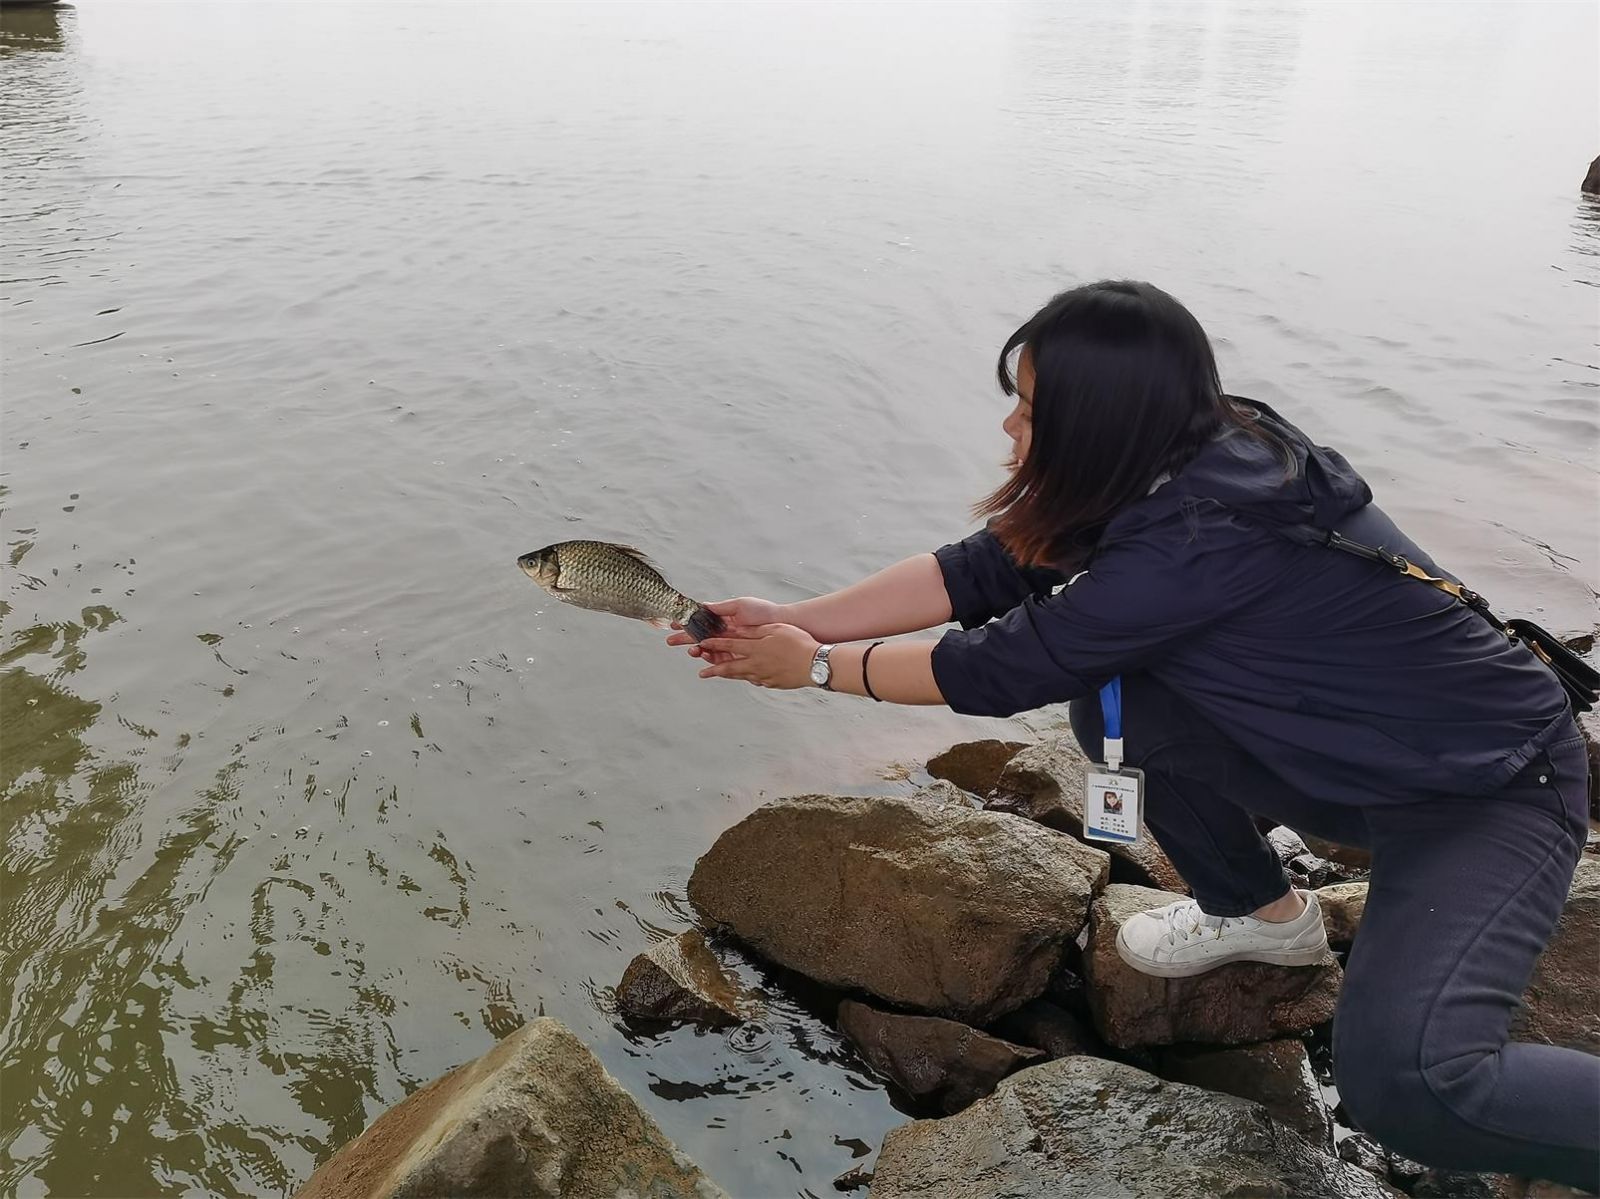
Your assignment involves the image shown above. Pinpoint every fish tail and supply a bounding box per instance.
[684,604,724,642]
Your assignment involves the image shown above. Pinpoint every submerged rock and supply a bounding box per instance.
[989,737,1190,893]
[688,793,1108,1024]
[837,999,1043,1114]
[1317,880,1369,945]
[1513,856,1600,1054]
[616,929,754,1028]
[1083,884,1342,1047]
[866,1055,1393,1199]
[925,738,1028,797]
[1584,154,1600,195]
[1157,1038,1332,1148]
[294,1017,726,1199]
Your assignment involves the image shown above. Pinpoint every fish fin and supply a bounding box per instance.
[646,617,674,630]
[611,544,660,569]
[684,606,725,642]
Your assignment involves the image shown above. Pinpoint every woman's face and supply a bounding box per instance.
[1003,349,1035,471]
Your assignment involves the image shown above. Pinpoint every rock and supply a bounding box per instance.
[1339,1132,1390,1180]
[1270,827,1347,887]
[833,1164,873,1192]
[294,1017,726,1199]
[988,998,1102,1059]
[925,738,1028,797]
[907,778,981,808]
[1083,884,1343,1047]
[1268,826,1310,861]
[688,793,1109,1024]
[990,736,1189,893]
[837,998,1043,1114]
[1302,831,1374,874]
[1411,1169,1523,1198]
[616,929,753,1028]
[866,1055,1395,1199]
[1157,1039,1332,1148]
[1584,154,1600,195]
[1318,880,1369,944]
[1512,856,1600,1053]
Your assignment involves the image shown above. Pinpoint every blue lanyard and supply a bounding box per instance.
[1099,676,1122,740]
[1099,676,1125,769]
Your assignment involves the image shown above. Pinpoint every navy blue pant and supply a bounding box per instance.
[1070,675,1599,1189]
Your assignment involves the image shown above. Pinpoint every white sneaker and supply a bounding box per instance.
[1115,891,1328,978]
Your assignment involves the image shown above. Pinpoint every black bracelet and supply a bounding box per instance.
[861,641,885,702]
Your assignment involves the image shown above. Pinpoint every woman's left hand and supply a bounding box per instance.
[692,624,819,689]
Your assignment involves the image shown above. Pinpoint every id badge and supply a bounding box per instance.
[1084,767,1143,843]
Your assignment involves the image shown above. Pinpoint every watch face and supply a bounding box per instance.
[810,660,828,686]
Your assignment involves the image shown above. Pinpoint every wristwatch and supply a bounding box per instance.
[810,643,836,690]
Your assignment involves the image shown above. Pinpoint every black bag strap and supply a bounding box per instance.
[1321,531,1507,633]
[1318,529,1597,713]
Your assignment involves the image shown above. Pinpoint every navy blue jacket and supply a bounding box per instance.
[930,403,1571,805]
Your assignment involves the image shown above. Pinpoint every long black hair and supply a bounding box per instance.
[977,280,1286,568]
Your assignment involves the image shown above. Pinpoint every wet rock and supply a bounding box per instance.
[688,793,1108,1024]
[925,738,1027,797]
[1512,856,1600,1053]
[1410,1169,1523,1198]
[988,998,1102,1060]
[1157,1038,1332,1148]
[294,1017,726,1199]
[907,778,981,808]
[1083,884,1343,1047]
[1318,880,1369,945]
[616,929,753,1028]
[833,1164,873,1192]
[1584,154,1600,195]
[1339,1132,1390,1180]
[867,1055,1394,1199]
[990,736,1190,893]
[837,998,1043,1114]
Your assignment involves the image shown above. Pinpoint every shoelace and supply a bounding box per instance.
[1160,900,1246,946]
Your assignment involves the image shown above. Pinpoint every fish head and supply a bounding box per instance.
[516,546,562,590]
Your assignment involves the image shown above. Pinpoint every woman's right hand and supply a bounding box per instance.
[667,597,793,662]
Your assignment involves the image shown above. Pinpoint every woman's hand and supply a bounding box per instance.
[691,624,819,689]
[667,597,792,664]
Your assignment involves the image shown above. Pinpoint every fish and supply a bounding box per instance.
[516,540,725,641]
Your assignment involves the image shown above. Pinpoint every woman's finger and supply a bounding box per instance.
[696,636,758,654]
[666,632,696,647]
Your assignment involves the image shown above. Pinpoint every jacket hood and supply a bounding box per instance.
[1110,399,1373,542]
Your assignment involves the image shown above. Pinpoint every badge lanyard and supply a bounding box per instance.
[1085,676,1143,844]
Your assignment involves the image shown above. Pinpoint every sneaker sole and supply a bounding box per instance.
[1114,928,1328,978]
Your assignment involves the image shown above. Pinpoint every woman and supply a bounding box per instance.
[668,281,1597,1188]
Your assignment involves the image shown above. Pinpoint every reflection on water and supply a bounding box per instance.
[2,1,1596,1195]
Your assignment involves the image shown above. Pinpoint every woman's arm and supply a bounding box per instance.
[691,624,947,705]
[785,553,953,643]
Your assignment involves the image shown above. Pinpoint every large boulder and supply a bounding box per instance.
[1083,884,1342,1047]
[1513,856,1600,1053]
[925,739,1028,797]
[616,930,754,1028]
[1157,1039,1332,1148]
[837,999,1043,1114]
[990,737,1190,893]
[866,1055,1395,1199]
[688,794,1109,1024]
[294,1017,726,1199]
[1317,880,1369,945]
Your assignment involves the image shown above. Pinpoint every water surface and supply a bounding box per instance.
[3,2,1597,1195]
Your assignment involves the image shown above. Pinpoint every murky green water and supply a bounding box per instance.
[3,2,1596,1196]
